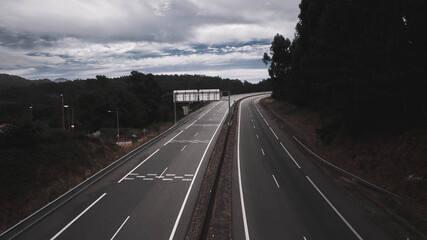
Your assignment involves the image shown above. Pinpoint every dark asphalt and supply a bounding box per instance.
[233,95,393,240]
[4,93,255,240]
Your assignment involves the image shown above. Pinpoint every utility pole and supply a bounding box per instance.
[108,108,120,142]
[61,94,65,131]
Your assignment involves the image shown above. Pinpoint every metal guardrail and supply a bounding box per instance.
[292,136,401,199]
[0,105,208,240]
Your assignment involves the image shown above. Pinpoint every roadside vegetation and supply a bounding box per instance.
[262,0,426,236]
[0,72,270,232]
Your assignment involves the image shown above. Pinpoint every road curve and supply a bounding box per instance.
[233,95,393,240]
[3,93,257,240]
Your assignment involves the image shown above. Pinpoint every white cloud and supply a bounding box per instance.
[0,0,300,82]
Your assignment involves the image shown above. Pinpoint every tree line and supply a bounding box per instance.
[0,72,270,134]
[263,0,426,135]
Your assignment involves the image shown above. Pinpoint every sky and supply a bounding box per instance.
[0,0,300,83]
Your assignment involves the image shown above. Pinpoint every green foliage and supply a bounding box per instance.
[264,0,427,134]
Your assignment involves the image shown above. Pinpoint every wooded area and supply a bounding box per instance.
[263,0,426,135]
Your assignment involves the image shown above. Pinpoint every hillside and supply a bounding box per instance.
[0,74,51,89]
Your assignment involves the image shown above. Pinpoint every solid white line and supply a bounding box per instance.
[186,120,197,129]
[118,149,160,183]
[110,216,130,240]
[164,130,184,146]
[168,104,229,240]
[269,127,278,140]
[255,104,264,118]
[272,174,280,188]
[50,193,107,239]
[306,176,363,240]
[238,98,250,240]
[160,167,168,177]
[181,145,187,151]
[263,117,269,126]
[280,142,301,169]
[261,148,265,156]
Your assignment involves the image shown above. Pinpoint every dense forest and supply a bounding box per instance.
[263,0,426,135]
[0,72,270,133]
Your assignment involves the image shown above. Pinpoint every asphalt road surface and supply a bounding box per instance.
[4,93,254,240]
[233,95,394,240]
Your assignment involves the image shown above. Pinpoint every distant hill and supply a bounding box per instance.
[0,74,51,89]
[54,78,69,83]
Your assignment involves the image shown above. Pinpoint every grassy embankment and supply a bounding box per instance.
[0,122,172,233]
[261,97,426,236]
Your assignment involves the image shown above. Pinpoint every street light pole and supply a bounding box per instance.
[61,94,65,131]
[108,108,120,142]
[64,105,70,133]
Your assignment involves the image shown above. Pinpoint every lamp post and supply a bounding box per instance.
[108,108,120,142]
[61,94,65,131]
[64,105,70,133]
[29,104,33,122]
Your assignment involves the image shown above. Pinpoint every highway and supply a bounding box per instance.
[233,95,394,240]
[3,93,251,240]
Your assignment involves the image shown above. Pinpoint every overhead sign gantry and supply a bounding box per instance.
[172,89,222,123]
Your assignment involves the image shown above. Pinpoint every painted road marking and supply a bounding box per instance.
[181,145,187,151]
[160,167,168,178]
[238,98,250,240]
[272,174,280,188]
[186,120,198,129]
[163,178,173,181]
[194,132,198,137]
[256,134,259,139]
[166,174,175,176]
[164,130,184,146]
[306,176,363,240]
[280,142,301,169]
[143,178,154,181]
[174,176,184,179]
[261,148,265,156]
[182,179,192,182]
[269,127,278,140]
[118,149,160,183]
[50,193,107,240]
[184,174,194,177]
[253,125,255,129]
[110,216,130,240]
[169,102,229,240]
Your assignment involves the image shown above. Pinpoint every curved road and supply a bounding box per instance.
[233,95,393,240]
[2,93,255,240]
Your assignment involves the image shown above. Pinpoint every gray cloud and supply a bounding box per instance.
[0,0,300,82]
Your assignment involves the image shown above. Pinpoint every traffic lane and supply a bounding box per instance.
[11,101,220,240]
[239,98,302,239]
[237,96,360,240]
[254,98,393,240]
[249,98,361,239]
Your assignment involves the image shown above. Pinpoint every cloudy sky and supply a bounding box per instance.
[0,0,300,83]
